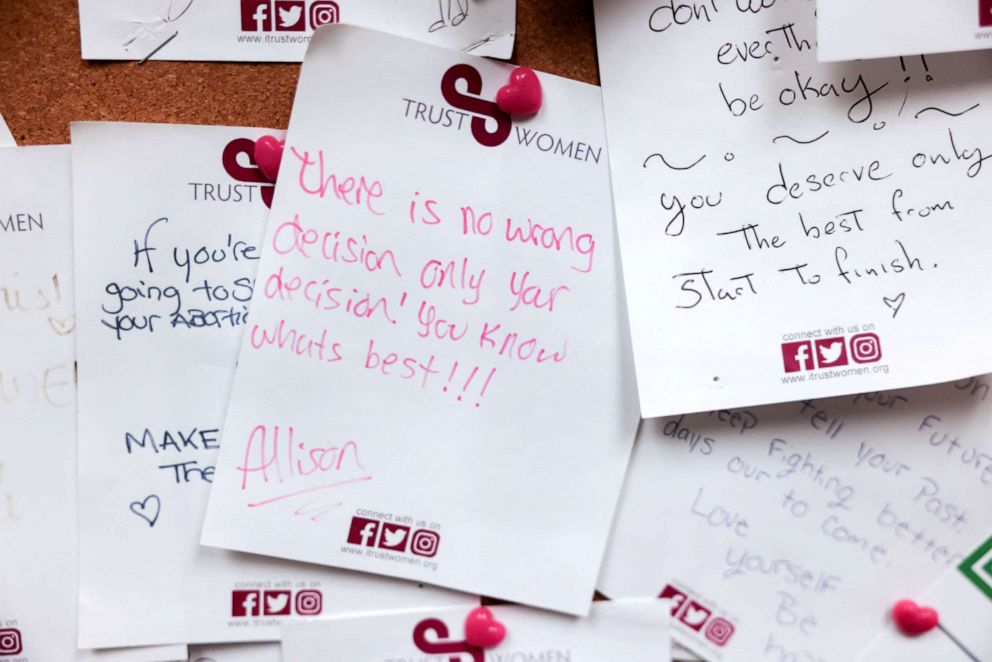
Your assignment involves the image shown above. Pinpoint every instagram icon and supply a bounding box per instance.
[295,590,323,616]
[850,333,882,363]
[309,0,340,27]
[410,529,441,557]
[0,628,22,656]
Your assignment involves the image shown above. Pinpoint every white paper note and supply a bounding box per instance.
[71,122,474,650]
[599,378,992,661]
[594,0,992,417]
[0,145,188,662]
[78,0,515,61]
[200,25,639,615]
[281,600,672,661]
[0,115,14,146]
[818,0,992,62]
[188,643,281,662]
[856,532,992,661]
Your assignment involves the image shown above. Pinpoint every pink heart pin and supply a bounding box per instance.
[891,599,939,636]
[496,67,542,117]
[254,135,285,183]
[464,607,506,649]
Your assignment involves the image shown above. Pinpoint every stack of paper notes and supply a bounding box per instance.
[4,1,992,659]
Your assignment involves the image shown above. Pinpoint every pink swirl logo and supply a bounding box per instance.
[412,618,484,662]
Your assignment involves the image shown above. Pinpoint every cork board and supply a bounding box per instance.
[0,0,600,146]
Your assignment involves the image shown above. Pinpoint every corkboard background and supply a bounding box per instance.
[0,0,599,146]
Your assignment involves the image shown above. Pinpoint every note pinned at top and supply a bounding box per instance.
[200,25,639,615]
[818,0,992,62]
[78,0,516,61]
[856,534,992,661]
[595,0,992,418]
[70,122,473,650]
[598,378,992,661]
[280,600,672,661]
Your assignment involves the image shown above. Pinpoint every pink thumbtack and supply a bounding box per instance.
[496,67,542,117]
[891,599,939,636]
[464,606,507,649]
[253,135,285,183]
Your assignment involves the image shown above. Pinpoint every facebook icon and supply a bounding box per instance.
[231,590,261,617]
[781,340,814,373]
[346,516,381,547]
[241,0,273,31]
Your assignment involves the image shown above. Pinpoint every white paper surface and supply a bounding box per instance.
[0,146,188,662]
[818,0,992,61]
[188,643,281,662]
[71,122,474,650]
[0,115,14,146]
[857,532,992,661]
[201,25,639,616]
[78,0,515,61]
[281,600,672,661]
[594,0,992,418]
[599,378,992,661]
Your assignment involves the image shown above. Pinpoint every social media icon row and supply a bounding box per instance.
[347,516,441,558]
[240,0,340,32]
[781,332,882,373]
[659,584,735,647]
[231,589,323,617]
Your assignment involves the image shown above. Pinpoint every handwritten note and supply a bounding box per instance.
[594,0,992,417]
[200,25,638,615]
[71,122,473,650]
[0,145,189,662]
[281,600,672,661]
[598,378,992,660]
[818,0,992,61]
[78,0,516,61]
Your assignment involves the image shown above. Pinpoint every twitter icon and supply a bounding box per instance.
[377,524,411,551]
[814,337,848,368]
[275,0,306,30]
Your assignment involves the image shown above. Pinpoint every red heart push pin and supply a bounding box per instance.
[892,599,939,636]
[254,135,285,183]
[496,67,542,117]
[464,606,506,649]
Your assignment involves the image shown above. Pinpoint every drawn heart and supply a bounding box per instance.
[47,314,75,336]
[253,135,285,183]
[464,607,506,649]
[891,599,938,635]
[496,67,542,117]
[883,292,906,318]
[129,495,161,528]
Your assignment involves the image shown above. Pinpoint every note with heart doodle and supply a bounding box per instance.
[129,495,161,527]
[71,121,473,651]
[883,293,906,318]
[595,0,992,418]
[47,314,76,336]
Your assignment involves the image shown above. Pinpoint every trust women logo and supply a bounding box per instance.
[440,64,513,148]
[412,617,484,661]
